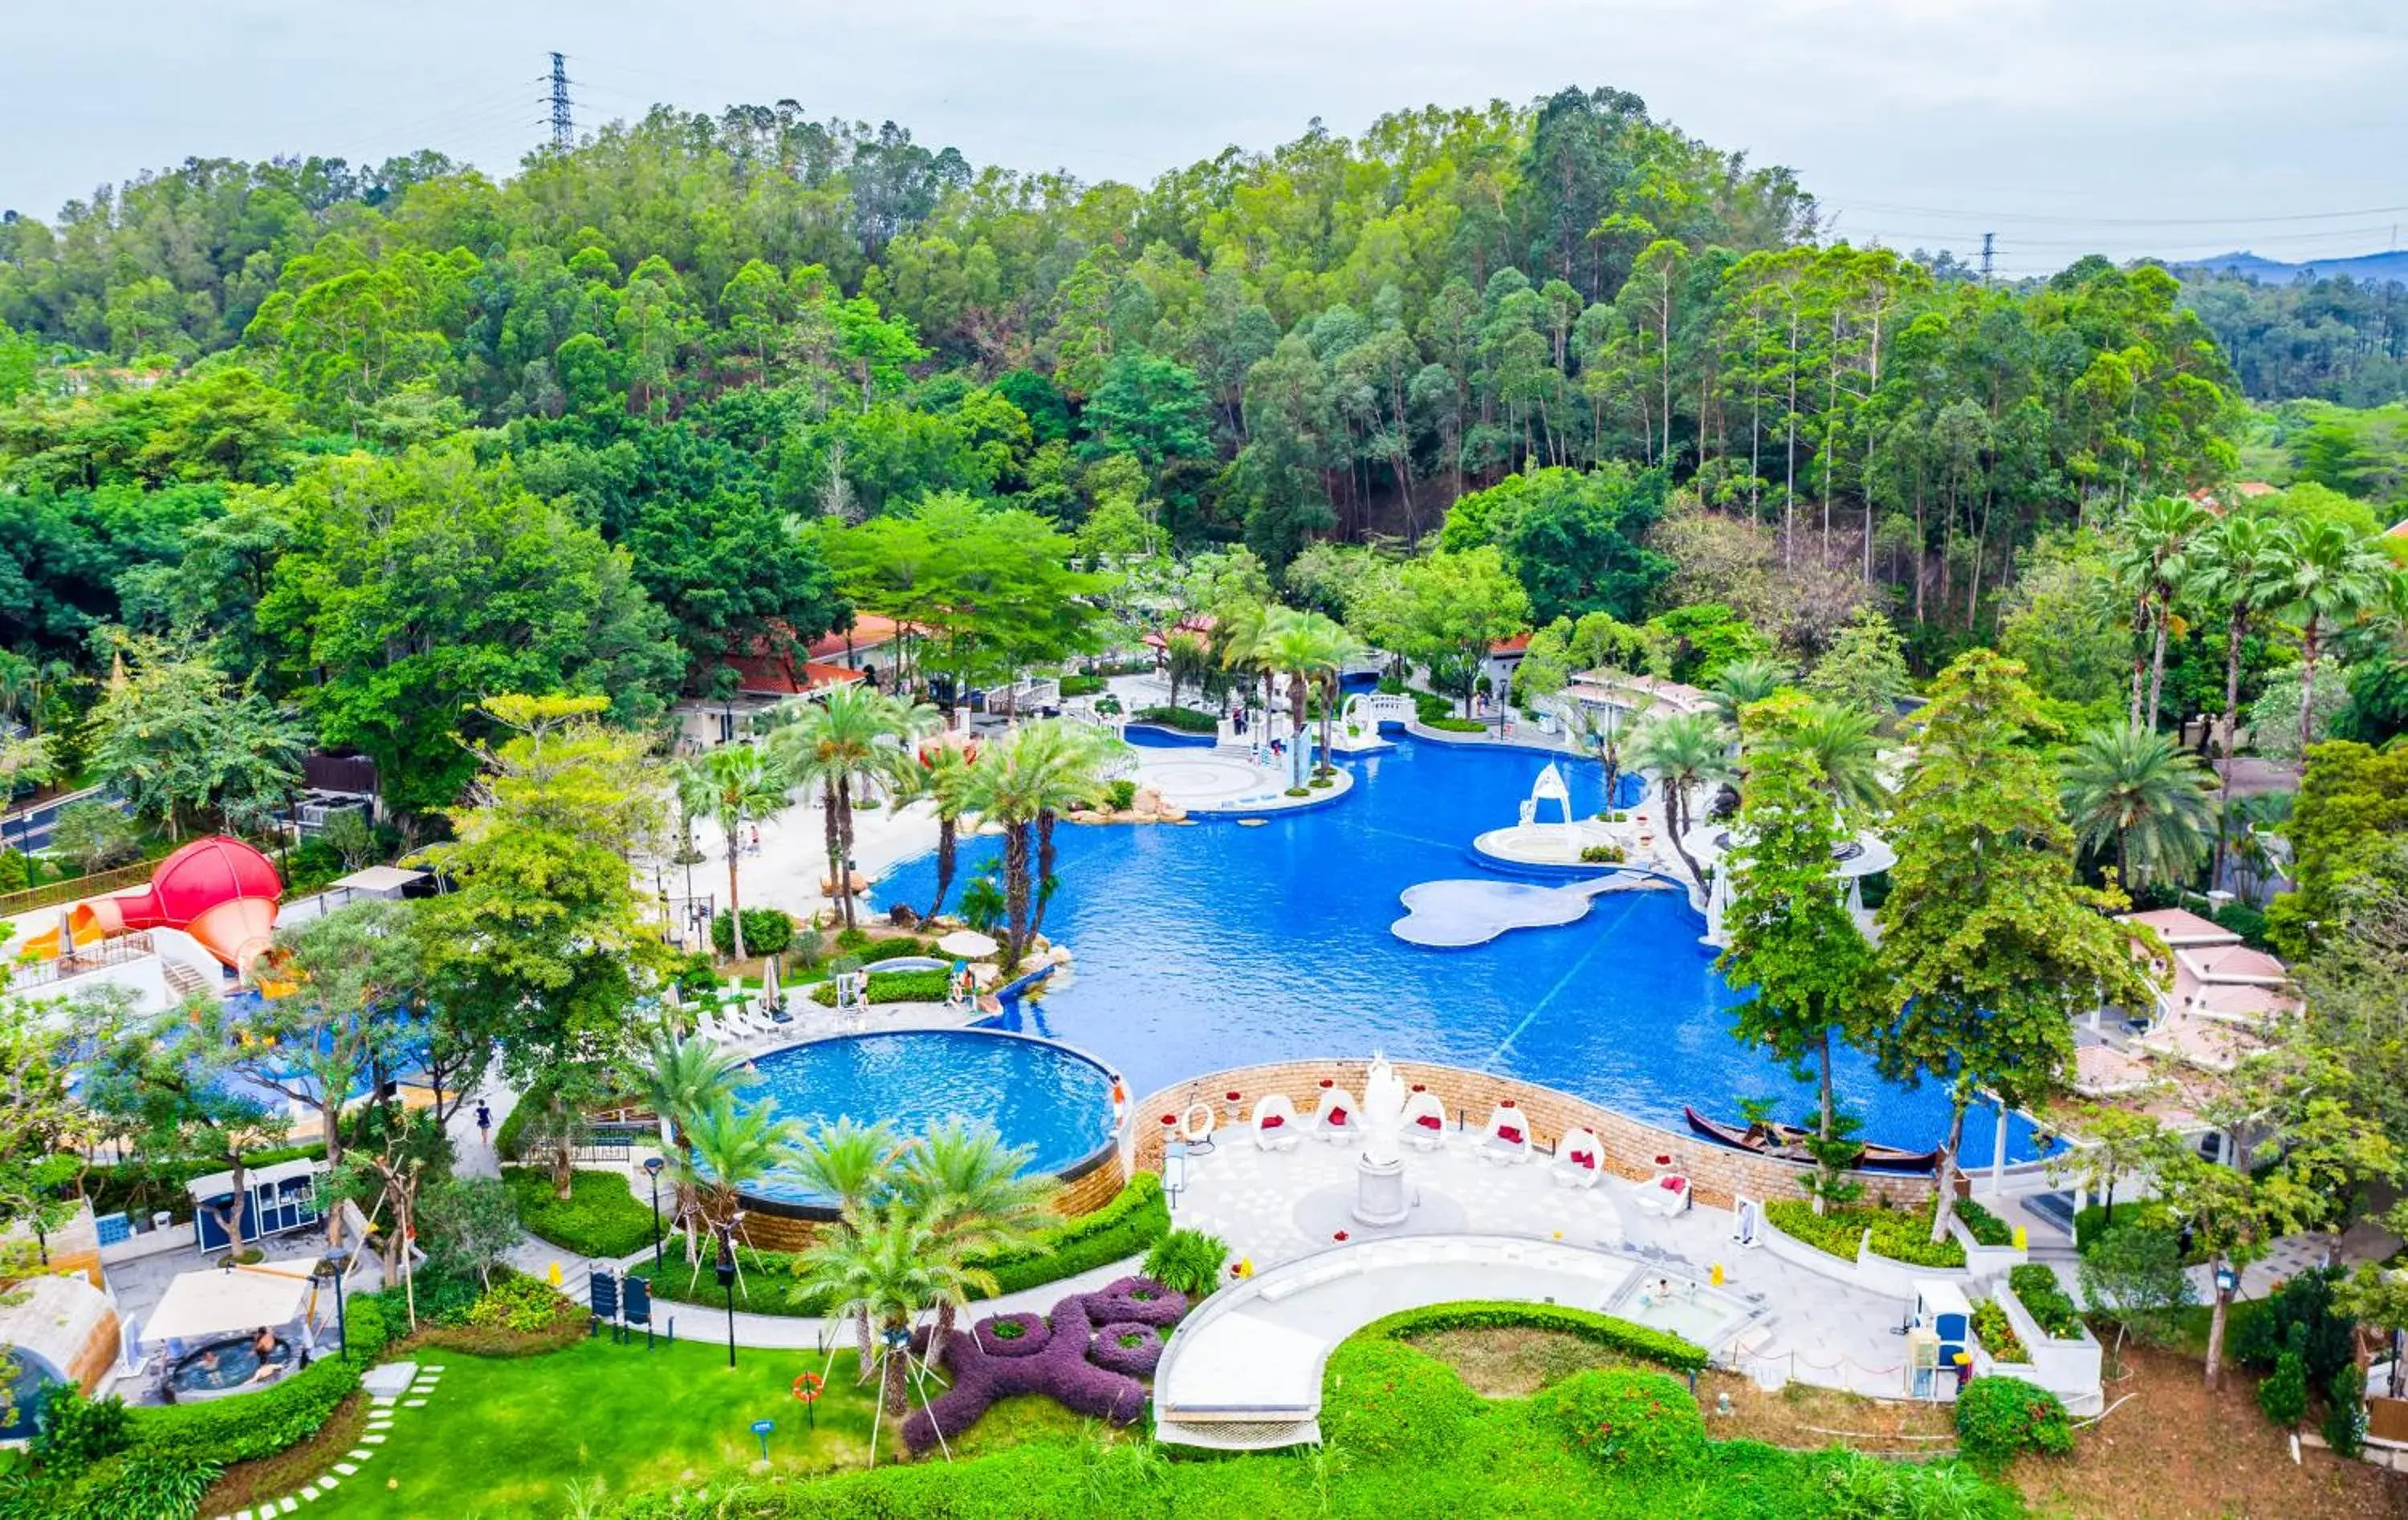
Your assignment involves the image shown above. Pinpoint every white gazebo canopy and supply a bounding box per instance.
[1684,823,1898,949]
[140,1258,319,1352]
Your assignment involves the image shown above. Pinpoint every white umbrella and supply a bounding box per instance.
[937,929,999,958]
[759,957,780,1014]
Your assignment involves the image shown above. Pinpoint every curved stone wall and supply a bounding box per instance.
[1130,1059,1934,1212]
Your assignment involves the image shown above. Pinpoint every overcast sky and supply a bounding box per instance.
[8,0,2405,274]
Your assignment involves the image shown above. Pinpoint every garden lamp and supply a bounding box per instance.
[642,1156,666,1270]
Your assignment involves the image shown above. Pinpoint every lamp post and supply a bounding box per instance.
[319,1247,355,1356]
[643,1156,666,1270]
[714,1223,738,1369]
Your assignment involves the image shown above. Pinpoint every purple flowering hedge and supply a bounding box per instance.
[901,1275,1190,1453]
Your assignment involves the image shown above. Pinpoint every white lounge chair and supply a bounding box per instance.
[1632,1173,1693,1217]
[1478,1103,1532,1164]
[1401,1090,1448,1151]
[1550,1126,1605,1189]
[1310,1086,1358,1144]
[1252,1093,1303,1152]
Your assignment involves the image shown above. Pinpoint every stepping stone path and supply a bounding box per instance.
[213,1364,444,1520]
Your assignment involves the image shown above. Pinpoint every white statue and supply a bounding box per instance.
[1361,1051,1406,1166]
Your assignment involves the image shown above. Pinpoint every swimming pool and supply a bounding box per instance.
[731,1030,1120,1212]
[879,736,2051,1163]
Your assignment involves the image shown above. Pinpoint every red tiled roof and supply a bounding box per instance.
[1490,632,1532,656]
[804,614,907,661]
[1141,615,1217,652]
[710,633,868,697]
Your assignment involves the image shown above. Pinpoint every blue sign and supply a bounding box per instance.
[750,1418,775,1461]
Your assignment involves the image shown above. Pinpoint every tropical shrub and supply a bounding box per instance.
[500,1166,656,1259]
[1059,673,1105,697]
[2234,1266,2355,1387]
[1971,1299,2028,1364]
[1952,1375,2072,1468]
[1104,778,1137,810]
[1424,716,1489,733]
[466,1273,575,1333]
[1579,843,1628,864]
[1545,1368,1707,1470]
[1141,1228,1229,1299]
[2072,1199,2182,1254]
[29,1388,128,1468]
[2258,1342,2308,1429]
[711,907,795,957]
[2007,1265,2084,1339]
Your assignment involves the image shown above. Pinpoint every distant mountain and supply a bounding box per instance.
[2174,249,2408,287]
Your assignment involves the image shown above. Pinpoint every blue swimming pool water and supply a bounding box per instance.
[879,736,2051,1163]
[734,1030,1118,1207]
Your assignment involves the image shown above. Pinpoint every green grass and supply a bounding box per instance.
[312,1338,889,1519]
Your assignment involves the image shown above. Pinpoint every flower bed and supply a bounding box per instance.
[1764,1199,1967,1270]
[974,1312,1051,1358]
[901,1276,1191,1452]
[1955,1197,2013,1248]
[1971,1299,2028,1364]
[2007,1265,2084,1339]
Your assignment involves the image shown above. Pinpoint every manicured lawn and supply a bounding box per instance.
[315,1338,893,1519]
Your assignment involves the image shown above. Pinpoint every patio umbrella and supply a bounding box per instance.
[937,929,999,958]
[759,957,779,1014]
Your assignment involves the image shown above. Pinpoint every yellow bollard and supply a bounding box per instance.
[547,1261,562,1287]
[2011,1225,2028,1251]
[1710,1262,1725,1287]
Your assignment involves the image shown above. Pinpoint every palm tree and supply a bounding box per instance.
[1253,607,1354,785]
[674,745,790,961]
[767,685,940,929]
[677,1094,799,1236]
[633,1032,747,1257]
[2189,510,2288,887]
[961,720,1127,963]
[2060,721,2215,889]
[1213,598,1279,721]
[1162,631,1210,713]
[788,1117,898,1225]
[795,1201,947,1416]
[1707,656,1789,725]
[893,740,978,923]
[2109,494,2208,730]
[894,1121,1057,1352]
[1770,699,1889,817]
[2268,519,2393,758]
[1625,710,1736,884]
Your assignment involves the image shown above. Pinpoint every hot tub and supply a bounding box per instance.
[166,1335,296,1401]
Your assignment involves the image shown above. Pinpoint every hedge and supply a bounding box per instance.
[124,1293,388,1466]
[1765,1199,1967,1269]
[2007,1265,2085,1339]
[1131,705,1218,734]
[807,968,950,1006]
[633,1171,1172,1316]
[1422,716,1488,733]
[712,907,795,957]
[501,1165,657,1260]
[1364,1300,1710,1372]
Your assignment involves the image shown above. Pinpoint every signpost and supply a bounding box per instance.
[750,1418,774,1461]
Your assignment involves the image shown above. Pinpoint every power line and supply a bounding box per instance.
[1844,199,2408,230]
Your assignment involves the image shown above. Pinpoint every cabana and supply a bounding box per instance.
[1251,1093,1302,1152]
[0,1274,118,1439]
[1401,1090,1448,1151]
[1551,1127,1605,1189]
[140,1257,321,1378]
[1632,1172,1692,1217]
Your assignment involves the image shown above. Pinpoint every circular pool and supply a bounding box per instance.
[732,1030,1121,1217]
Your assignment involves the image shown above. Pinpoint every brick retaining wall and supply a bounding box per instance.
[1132,1059,1934,1212]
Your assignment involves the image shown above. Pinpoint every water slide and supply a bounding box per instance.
[18,835,283,977]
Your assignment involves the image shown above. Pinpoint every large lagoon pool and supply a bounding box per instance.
[879,736,2050,1163]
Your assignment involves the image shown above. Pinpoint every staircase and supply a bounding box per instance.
[161,961,214,1000]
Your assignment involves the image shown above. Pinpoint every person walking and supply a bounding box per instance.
[475,1101,493,1148]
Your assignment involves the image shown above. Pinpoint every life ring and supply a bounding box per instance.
[791,1372,824,1403]
[1181,1101,1216,1144]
